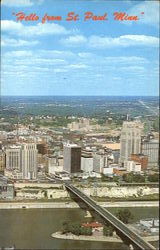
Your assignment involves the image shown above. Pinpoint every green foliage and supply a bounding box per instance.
[148,174,159,182]
[62,222,92,236]
[62,222,69,234]
[97,118,106,125]
[80,226,92,236]
[103,225,114,236]
[112,176,120,182]
[101,174,114,182]
[34,117,72,127]
[123,173,145,183]
[115,208,133,224]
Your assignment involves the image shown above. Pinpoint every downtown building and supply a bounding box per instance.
[93,153,108,173]
[0,149,5,172]
[5,146,21,171]
[141,139,159,168]
[5,143,38,180]
[21,143,38,179]
[63,143,81,174]
[120,121,142,163]
[81,154,93,173]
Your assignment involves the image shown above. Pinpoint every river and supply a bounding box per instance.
[0,207,158,249]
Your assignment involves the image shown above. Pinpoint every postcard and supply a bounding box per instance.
[0,0,159,250]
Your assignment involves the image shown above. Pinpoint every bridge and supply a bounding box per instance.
[65,183,156,250]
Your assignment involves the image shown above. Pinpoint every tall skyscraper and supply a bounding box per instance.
[141,139,159,168]
[63,143,81,173]
[120,121,142,163]
[21,143,37,179]
[5,146,21,171]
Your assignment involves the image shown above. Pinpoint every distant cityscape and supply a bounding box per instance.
[0,96,159,196]
[0,96,159,249]
[1,0,159,248]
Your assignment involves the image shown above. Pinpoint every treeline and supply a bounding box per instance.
[62,222,92,236]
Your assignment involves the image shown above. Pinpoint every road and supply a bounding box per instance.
[138,100,158,116]
[0,200,158,209]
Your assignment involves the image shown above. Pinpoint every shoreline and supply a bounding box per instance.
[0,201,158,209]
[51,231,159,243]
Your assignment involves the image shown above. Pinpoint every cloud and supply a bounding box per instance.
[2,0,43,7]
[67,64,89,69]
[1,20,70,36]
[61,35,87,46]
[5,50,33,57]
[78,52,94,58]
[1,49,155,80]
[103,56,148,65]
[61,34,159,48]
[53,68,68,73]
[119,66,145,73]
[1,37,39,47]
[127,1,159,26]
[89,35,159,48]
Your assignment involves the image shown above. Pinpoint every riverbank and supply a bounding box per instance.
[51,231,159,243]
[0,201,158,209]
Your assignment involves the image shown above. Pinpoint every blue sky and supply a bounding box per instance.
[1,0,159,96]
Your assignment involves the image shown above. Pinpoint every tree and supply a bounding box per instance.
[123,173,134,183]
[103,225,114,236]
[62,222,92,236]
[80,226,92,236]
[62,222,69,234]
[115,208,133,224]
[148,174,159,182]
[112,176,120,182]
[123,173,145,183]
[133,174,145,183]
[69,222,81,236]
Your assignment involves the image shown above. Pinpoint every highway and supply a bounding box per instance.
[65,183,156,250]
[138,100,158,116]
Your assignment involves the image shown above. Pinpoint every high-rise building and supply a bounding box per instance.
[120,121,142,163]
[63,143,81,173]
[0,150,5,172]
[141,139,159,168]
[5,146,21,171]
[21,143,37,179]
[93,153,107,173]
[81,155,93,173]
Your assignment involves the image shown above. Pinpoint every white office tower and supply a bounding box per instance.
[81,155,93,173]
[5,146,21,170]
[120,121,142,163]
[21,143,37,179]
[63,143,81,173]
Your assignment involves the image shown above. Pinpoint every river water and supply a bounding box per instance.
[0,207,158,249]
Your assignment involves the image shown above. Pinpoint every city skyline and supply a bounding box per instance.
[0,1,159,249]
[1,0,159,96]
